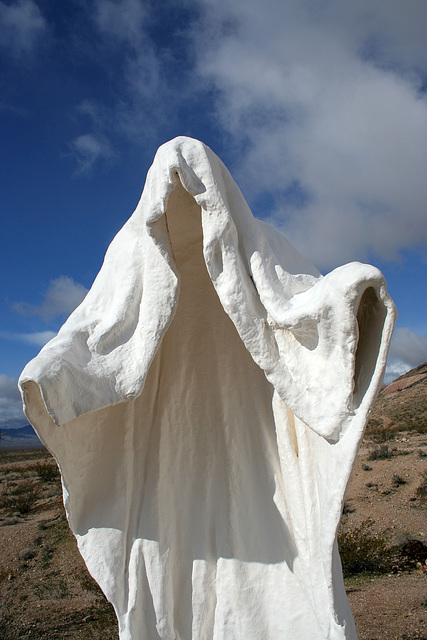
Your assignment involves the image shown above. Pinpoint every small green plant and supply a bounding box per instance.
[0,480,40,514]
[337,519,392,577]
[368,444,393,461]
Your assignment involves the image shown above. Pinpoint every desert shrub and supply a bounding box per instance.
[361,463,372,471]
[368,444,393,461]
[33,575,69,600]
[0,569,10,583]
[365,416,384,431]
[40,544,54,568]
[398,538,427,569]
[88,601,119,635]
[342,500,356,515]
[0,480,40,514]
[339,519,427,577]
[416,471,427,503]
[365,481,377,488]
[34,461,60,483]
[369,427,396,444]
[394,448,413,456]
[392,473,407,486]
[337,519,393,576]
[78,570,105,595]
[409,421,427,435]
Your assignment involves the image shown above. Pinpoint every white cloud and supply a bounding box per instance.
[13,276,88,321]
[0,374,26,428]
[383,360,410,386]
[384,327,427,384]
[388,327,427,368]
[0,374,20,401]
[70,133,114,174]
[318,0,427,78]
[0,0,47,58]
[192,0,427,269]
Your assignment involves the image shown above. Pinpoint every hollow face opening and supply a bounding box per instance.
[162,180,243,376]
[160,179,274,436]
[353,286,387,407]
[141,182,294,562]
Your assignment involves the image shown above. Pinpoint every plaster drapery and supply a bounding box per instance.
[20,137,396,639]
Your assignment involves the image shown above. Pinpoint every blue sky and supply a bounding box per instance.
[1,0,426,428]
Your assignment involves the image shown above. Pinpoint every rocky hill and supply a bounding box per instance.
[366,362,427,437]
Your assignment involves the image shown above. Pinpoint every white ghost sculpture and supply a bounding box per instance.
[19,137,396,640]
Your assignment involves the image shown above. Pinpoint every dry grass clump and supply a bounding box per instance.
[368,443,394,461]
[369,427,396,443]
[34,461,60,483]
[0,480,41,514]
[416,470,427,504]
[392,473,407,487]
[408,421,427,435]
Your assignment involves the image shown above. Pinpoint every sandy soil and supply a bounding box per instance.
[341,430,427,639]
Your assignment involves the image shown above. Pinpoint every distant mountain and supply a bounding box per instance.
[366,362,427,435]
[0,424,44,449]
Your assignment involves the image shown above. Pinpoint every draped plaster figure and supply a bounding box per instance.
[19,137,396,640]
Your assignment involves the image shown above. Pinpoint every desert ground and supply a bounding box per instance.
[1,364,426,639]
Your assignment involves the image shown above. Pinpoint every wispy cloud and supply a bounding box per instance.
[94,0,146,45]
[13,276,88,321]
[0,331,57,347]
[192,0,427,269]
[69,0,188,166]
[0,101,28,116]
[70,133,114,174]
[0,374,26,428]
[0,0,47,59]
